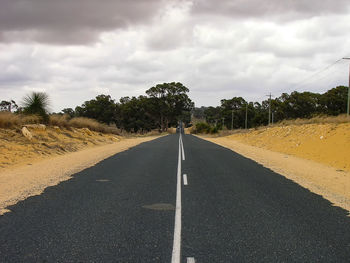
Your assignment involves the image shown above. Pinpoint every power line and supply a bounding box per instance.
[293,58,345,89]
[296,61,347,90]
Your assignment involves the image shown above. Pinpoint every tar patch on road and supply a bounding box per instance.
[142,203,175,211]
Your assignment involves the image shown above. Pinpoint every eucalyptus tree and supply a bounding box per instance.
[146,82,194,131]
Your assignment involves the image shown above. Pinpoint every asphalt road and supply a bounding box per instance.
[0,134,349,262]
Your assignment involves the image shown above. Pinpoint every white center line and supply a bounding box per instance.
[187,257,196,263]
[171,135,183,263]
[180,134,185,161]
[183,174,188,186]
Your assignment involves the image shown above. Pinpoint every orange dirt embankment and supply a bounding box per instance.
[0,126,122,170]
[201,122,350,213]
[227,123,350,172]
[0,126,161,215]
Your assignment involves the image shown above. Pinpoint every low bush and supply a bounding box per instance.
[191,122,216,134]
[209,126,218,134]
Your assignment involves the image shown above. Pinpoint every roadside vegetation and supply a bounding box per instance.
[191,86,349,134]
[21,92,50,123]
[0,111,119,134]
[0,82,193,135]
[68,82,193,133]
[1,84,349,136]
[0,111,40,129]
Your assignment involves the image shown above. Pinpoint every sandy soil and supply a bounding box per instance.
[226,123,350,172]
[201,123,350,213]
[0,127,160,215]
[0,126,123,170]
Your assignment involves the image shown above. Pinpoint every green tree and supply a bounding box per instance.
[118,96,156,133]
[220,97,247,129]
[204,106,221,125]
[22,92,50,122]
[192,107,207,120]
[61,108,75,118]
[320,86,348,115]
[146,82,194,131]
[75,95,117,124]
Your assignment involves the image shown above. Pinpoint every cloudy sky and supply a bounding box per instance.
[1,0,350,112]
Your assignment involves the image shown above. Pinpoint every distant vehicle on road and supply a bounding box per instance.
[176,122,184,134]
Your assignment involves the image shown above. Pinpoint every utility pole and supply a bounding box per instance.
[245,103,248,129]
[272,112,274,125]
[343,58,350,117]
[266,93,273,125]
[231,108,234,130]
[222,117,225,128]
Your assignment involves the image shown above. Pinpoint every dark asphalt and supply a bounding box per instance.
[0,134,349,262]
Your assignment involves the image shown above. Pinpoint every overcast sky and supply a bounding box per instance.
[1,0,350,112]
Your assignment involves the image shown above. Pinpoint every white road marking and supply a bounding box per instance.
[183,174,188,186]
[187,257,196,263]
[171,135,182,263]
[180,134,185,161]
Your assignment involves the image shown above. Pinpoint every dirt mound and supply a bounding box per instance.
[0,126,121,170]
[226,123,350,172]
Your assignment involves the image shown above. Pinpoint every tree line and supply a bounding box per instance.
[193,86,348,130]
[62,82,194,133]
[2,84,348,133]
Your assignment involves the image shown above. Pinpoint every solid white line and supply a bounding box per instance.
[183,174,188,186]
[180,134,185,161]
[187,257,196,263]
[171,136,182,263]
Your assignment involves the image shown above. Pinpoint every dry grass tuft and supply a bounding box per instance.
[68,117,120,134]
[49,114,70,128]
[49,115,121,134]
[0,112,40,128]
[0,112,120,135]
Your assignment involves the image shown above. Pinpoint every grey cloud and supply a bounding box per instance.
[1,1,349,111]
[191,0,350,19]
[146,27,191,51]
[145,17,194,51]
[0,0,166,44]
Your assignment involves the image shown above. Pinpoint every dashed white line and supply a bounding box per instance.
[171,135,183,263]
[187,257,196,263]
[183,174,188,186]
[180,134,185,161]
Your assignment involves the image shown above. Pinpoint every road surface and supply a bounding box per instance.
[0,134,349,262]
